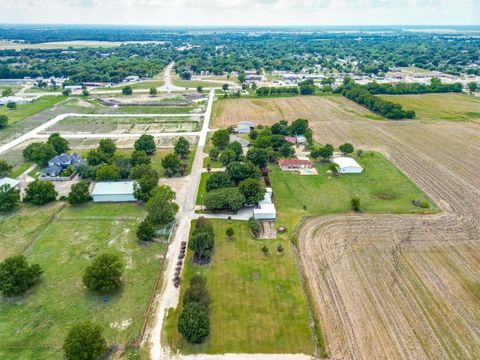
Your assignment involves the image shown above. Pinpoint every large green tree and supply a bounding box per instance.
[67,180,92,205]
[174,137,190,159]
[134,134,156,155]
[211,129,230,149]
[206,172,234,192]
[83,252,124,294]
[178,302,210,344]
[225,161,260,184]
[205,187,245,212]
[0,255,43,297]
[238,178,265,205]
[0,184,20,212]
[0,159,12,177]
[0,114,8,129]
[146,185,179,225]
[98,138,117,155]
[161,153,181,177]
[63,321,108,360]
[24,180,57,205]
[47,133,69,154]
[95,164,120,182]
[246,148,269,168]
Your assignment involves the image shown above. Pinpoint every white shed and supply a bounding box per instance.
[0,177,20,190]
[92,181,136,202]
[253,188,276,220]
[332,157,363,174]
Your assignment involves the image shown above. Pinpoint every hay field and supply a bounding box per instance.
[215,94,480,359]
[379,93,480,122]
[212,95,380,127]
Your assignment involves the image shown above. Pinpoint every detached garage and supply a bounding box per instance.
[92,181,136,202]
[333,157,364,174]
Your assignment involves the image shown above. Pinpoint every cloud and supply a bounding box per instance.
[1,0,479,25]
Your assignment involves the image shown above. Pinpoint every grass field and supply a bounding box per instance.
[164,220,313,354]
[196,172,212,205]
[172,76,226,89]
[0,202,166,360]
[96,80,165,91]
[270,152,436,232]
[379,93,480,121]
[0,96,65,125]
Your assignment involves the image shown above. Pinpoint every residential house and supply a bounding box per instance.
[42,153,84,178]
[278,159,313,171]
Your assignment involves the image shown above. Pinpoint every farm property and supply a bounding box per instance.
[0,203,166,360]
[164,220,313,354]
[214,94,480,359]
[270,151,435,233]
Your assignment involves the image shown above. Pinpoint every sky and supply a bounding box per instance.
[1,0,479,26]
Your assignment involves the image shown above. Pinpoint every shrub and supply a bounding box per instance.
[248,217,261,237]
[183,277,210,307]
[189,231,214,263]
[0,255,43,297]
[208,147,220,161]
[277,244,284,254]
[67,180,92,205]
[122,85,133,95]
[351,196,361,212]
[0,159,12,177]
[226,227,234,239]
[161,153,181,176]
[63,321,107,360]
[178,302,210,344]
[133,175,158,202]
[131,150,151,166]
[137,218,155,241]
[129,164,158,180]
[174,136,190,159]
[47,133,70,154]
[82,252,124,294]
[261,245,269,255]
[24,180,57,205]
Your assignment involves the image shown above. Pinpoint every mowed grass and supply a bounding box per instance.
[0,203,166,360]
[0,96,65,125]
[172,76,225,88]
[379,93,480,121]
[164,220,313,354]
[196,172,212,205]
[270,152,437,232]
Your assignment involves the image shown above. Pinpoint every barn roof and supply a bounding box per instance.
[333,157,363,169]
[92,181,135,196]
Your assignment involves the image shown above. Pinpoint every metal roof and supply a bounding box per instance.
[92,181,135,196]
[333,157,363,169]
[0,177,19,189]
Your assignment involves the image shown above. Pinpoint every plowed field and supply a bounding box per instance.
[215,95,480,359]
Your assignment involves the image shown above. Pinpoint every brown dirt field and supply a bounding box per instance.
[213,95,377,127]
[215,95,480,359]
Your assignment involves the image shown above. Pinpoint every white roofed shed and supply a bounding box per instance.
[92,181,136,202]
[332,157,363,174]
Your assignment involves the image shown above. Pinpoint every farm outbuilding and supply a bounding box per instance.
[92,181,136,202]
[237,121,255,134]
[0,177,20,190]
[254,188,276,220]
[333,157,363,174]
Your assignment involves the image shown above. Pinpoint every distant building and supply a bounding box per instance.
[92,181,136,202]
[0,96,34,106]
[285,136,297,144]
[42,153,84,178]
[124,75,140,82]
[254,187,276,220]
[278,159,313,171]
[332,157,363,174]
[237,121,255,134]
[295,135,307,144]
[64,85,82,91]
[0,177,20,190]
[229,134,250,147]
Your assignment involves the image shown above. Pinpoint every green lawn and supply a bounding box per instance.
[0,96,65,125]
[270,151,437,233]
[0,203,166,360]
[379,93,480,121]
[10,161,34,178]
[164,220,314,354]
[202,156,223,169]
[196,172,212,205]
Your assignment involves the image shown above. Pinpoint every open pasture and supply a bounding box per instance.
[379,93,480,121]
[164,220,313,355]
[0,203,166,360]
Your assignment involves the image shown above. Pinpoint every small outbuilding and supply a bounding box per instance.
[237,121,255,134]
[254,188,276,220]
[92,181,136,202]
[0,177,20,190]
[332,157,363,174]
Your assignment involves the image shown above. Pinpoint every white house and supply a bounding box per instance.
[254,188,276,220]
[92,181,136,202]
[0,177,20,190]
[332,157,363,174]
